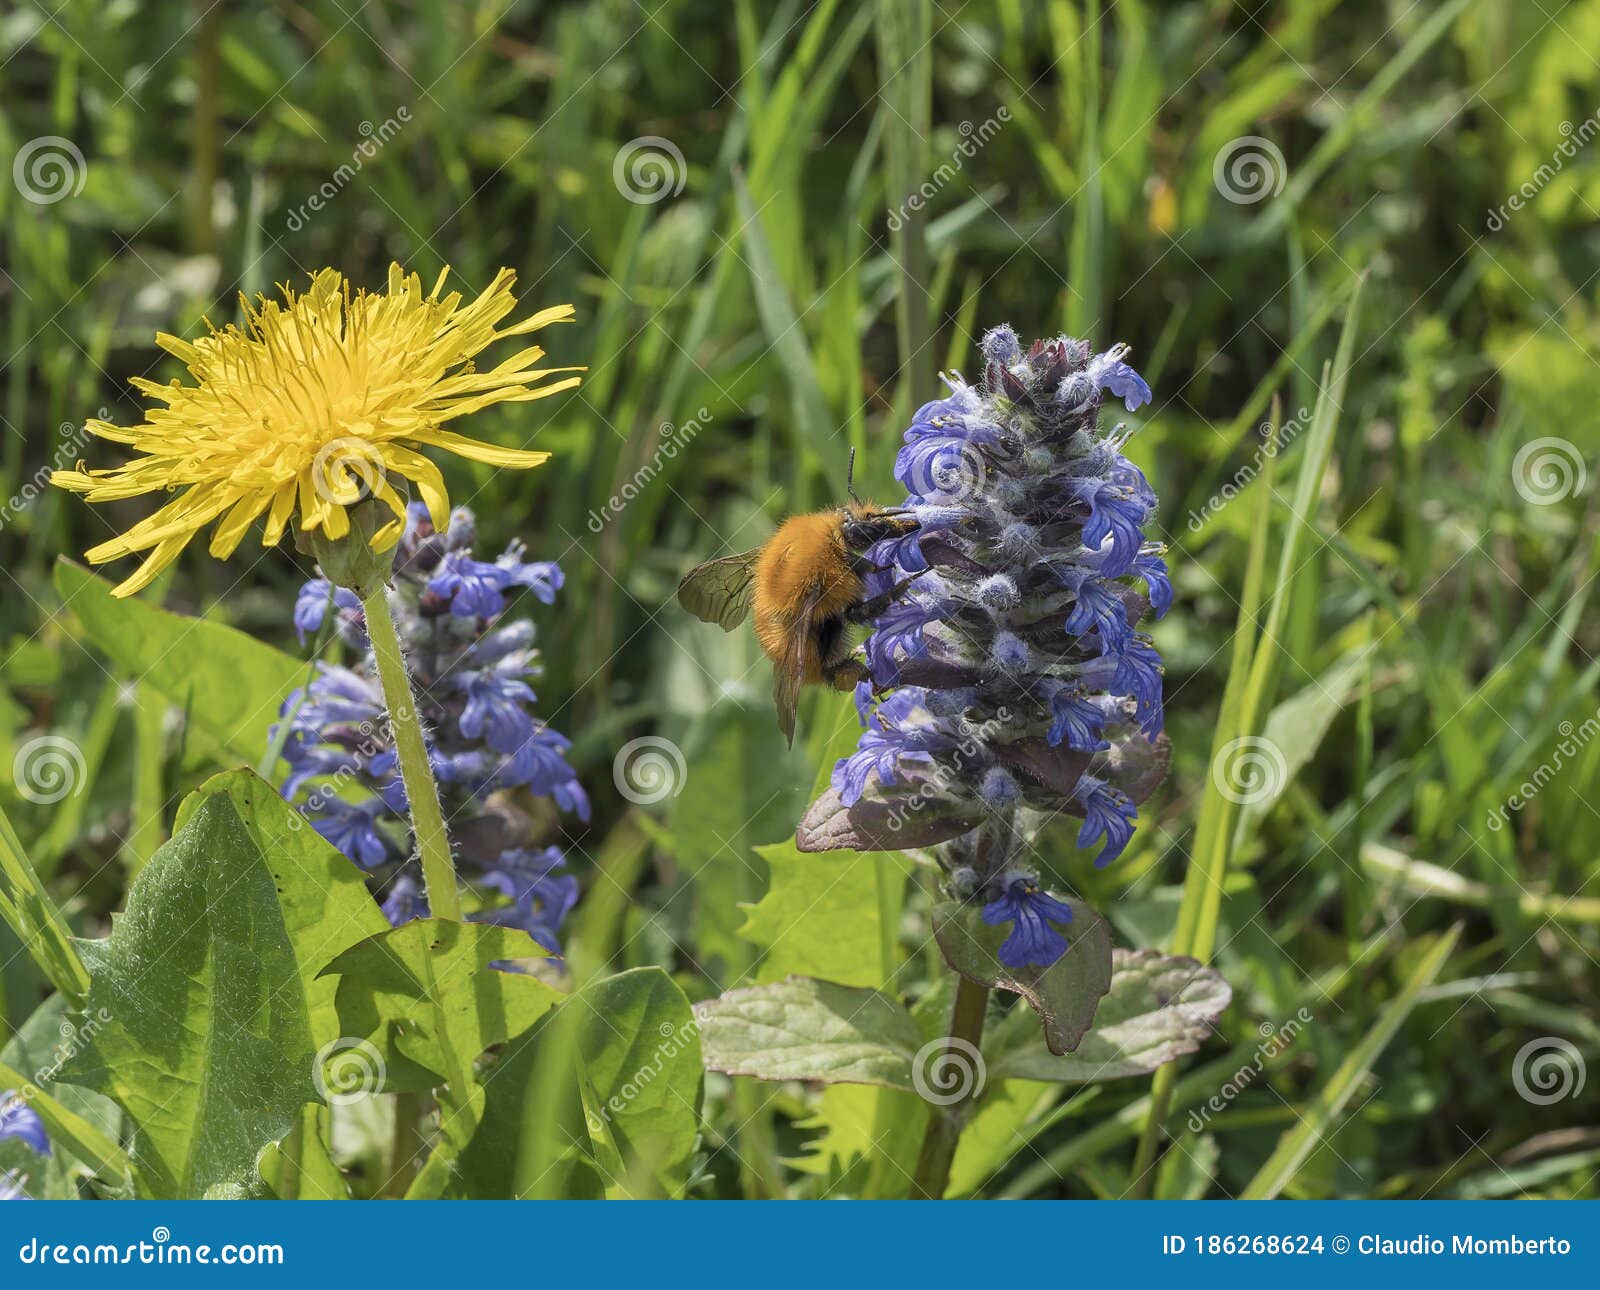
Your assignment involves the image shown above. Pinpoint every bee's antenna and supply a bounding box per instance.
[846,448,862,505]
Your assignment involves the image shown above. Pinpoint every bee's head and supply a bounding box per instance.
[840,504,919,551]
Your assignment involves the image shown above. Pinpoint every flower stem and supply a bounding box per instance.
[909,972,990,1199]
[361,581,461,922]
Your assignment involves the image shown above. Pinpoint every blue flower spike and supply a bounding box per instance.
[799,327,1170,957]
[272,504,585,956]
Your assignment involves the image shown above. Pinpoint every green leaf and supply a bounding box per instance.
[1240,927,1461,1199]
[568,967,703,1197]
[933,897,1113,1055]
[321,918,562,1093]
[456,967,702,1199]
[54,791,321,1197]
[985,949,1232,1083]
[0,797,90,1006]
[696,976,923,1089]
[53,559,305,765]
[0,994,132,1196]
[741,843,912,988]
[174,769,389,1046]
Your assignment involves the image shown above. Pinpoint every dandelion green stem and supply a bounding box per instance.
[361,581,462,922]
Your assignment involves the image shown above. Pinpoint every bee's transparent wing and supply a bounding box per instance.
[676,549,761,630]
[772,581,826,747]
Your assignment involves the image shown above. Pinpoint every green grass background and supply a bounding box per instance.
[1,0,1597,1198]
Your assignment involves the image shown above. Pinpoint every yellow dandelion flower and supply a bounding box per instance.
[53,263,582,597]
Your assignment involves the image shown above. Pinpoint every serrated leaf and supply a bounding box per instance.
[985,949,1232,1082]
[695,976,921,1089]
[53,559,305,765]
[54,792,320,1198]
[933,898,1113,1055]
[320,918,562,1093]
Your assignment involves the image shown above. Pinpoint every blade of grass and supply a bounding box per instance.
[1240,925,1461,1198]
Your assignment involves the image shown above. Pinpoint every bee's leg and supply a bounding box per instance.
[847,553,900,577]
[845,572,926,623]
[821,657,868,691]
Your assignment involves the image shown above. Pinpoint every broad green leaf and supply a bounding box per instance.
[321,918,562,1093]
[1241,926,1460,1199]
[567,968,703,1197]
[53,559,305,765]
[696,976,923,1089]
[174,769,389,1046]
[933,898,1113,1055]
[741,843,912,988]
[457,967,701,1199]
[54,792,320,1198]
[946,1080,1056,1198]
[984,949,1232,1083]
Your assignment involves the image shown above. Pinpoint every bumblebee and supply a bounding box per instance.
[677,461,918,743]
